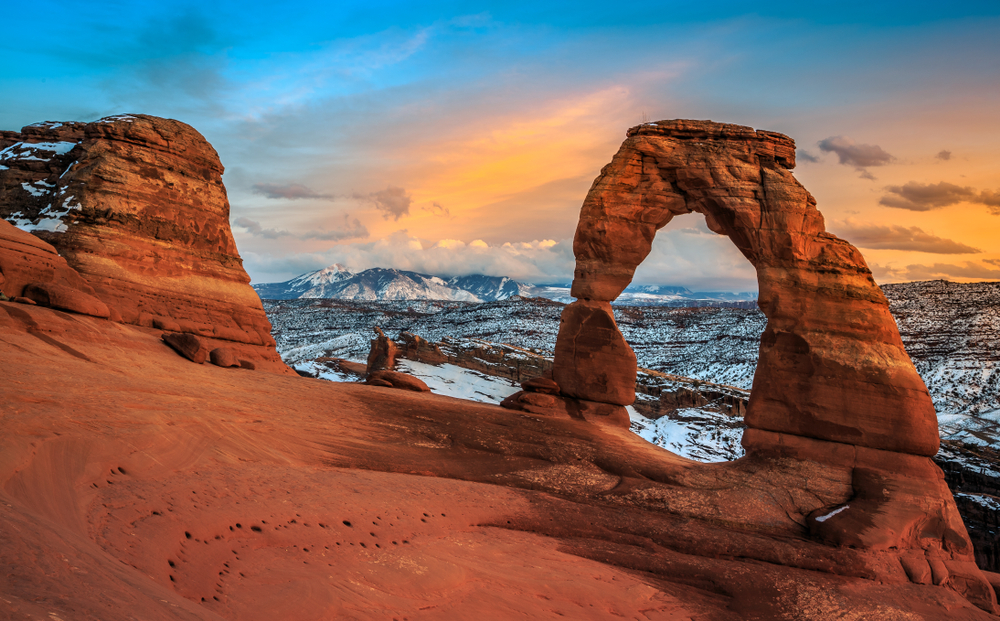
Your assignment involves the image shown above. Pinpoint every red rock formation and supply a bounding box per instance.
[365,369,431,392]
[397,331,448,365]
[0,115,278,354]
[366,326,398,372]
[552,300,636,406]
[557,119,937,457]
[502,119,992,610]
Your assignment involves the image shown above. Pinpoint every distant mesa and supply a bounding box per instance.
[0,114,289,372]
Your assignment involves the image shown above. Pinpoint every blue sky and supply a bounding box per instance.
[3,1,999,289]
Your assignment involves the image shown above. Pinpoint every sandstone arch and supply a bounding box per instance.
[552,119,939,456]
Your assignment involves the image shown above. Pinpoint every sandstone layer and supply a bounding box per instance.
[0,115,278,355]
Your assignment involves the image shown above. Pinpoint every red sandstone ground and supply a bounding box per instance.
[2,301,997,620]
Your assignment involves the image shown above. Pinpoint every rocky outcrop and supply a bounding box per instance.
[503,119,991,611]
[365,369,431,392]
[366,326,398,372]
[552,300,636,406]
[398,331,448,365]
[0,115,278,354]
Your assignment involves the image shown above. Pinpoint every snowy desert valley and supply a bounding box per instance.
[259,276,1000,571]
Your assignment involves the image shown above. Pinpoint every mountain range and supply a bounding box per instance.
[253,264,757,306]
[252,265,526,302]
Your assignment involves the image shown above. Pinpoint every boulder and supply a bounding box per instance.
[521,375,560,395]
[366,370,430,392]
[162,333,208,364]
[238,359,256,370]
[315,357,367,376]
[22,282,110,319]
[209,347,240,368]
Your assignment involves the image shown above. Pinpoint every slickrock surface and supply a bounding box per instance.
[554,119,938,456]
[2,299,999,620]
[0,115,279,355]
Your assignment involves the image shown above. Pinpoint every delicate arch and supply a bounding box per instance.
[552,120,938,456]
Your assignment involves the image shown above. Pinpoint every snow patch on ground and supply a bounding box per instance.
[395,359,521,404]
[21,181,49,197]
[628,406,745,463]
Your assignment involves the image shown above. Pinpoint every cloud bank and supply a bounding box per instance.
[879,181,1000,213]
[873,261,1000,283]
[233,216,369,241]
[831,220,981,254]
[252,183,334,200]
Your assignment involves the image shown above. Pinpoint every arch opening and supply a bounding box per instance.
[611,214,760,463]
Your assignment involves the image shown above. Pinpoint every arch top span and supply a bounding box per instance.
[553,119,939,456]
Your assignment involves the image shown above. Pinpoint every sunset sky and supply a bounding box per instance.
[2,1,998,291]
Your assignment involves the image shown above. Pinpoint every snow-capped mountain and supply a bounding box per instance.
[255,264,755,306]
[253,265,528,303]
[251,264,353,299]
[446,274,523,301]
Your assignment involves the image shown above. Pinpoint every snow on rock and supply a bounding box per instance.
[956,493,1000,513]
[98,115,137,123]
[0,141,78,162]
